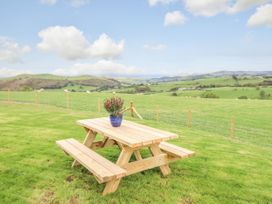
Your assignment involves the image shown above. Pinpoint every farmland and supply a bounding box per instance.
[112,75,272,100]
[0,89,272,203]
[1,0,272,203]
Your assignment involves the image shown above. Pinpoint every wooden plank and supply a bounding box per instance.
[102,146,133,195]
[102,178,121,196]
[149,144,171,176]
[124,119,177,139]
[56,140,113,182]
[116,148,133,167]
[90,120,154,146]
[132,107,143,120]
[90,139,118,150]
[130,101,134,117]
[92,118,176,148]
[123,154,169,176]
[90,119,146,141]
[66,139,126,178]
[95,117,175,140]
[77,120,141,148]
[89,120,147,147]
[134,150,142,161]
[77,118,177,147]
[83,130,97,147]
[103,138,116,147]
[160,142,195,154]
[72,130,96,167]
[94,118,163,144]
[159,142,195,158]
[116,141,124,150]
[90,141,104,150]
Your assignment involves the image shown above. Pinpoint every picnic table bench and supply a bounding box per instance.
[56,117,195,195]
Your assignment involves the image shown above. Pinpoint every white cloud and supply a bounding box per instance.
[228,0,269,13]
[164,11,186,26]
[40,0,57,5]
[0,68,32,78]
[143,43,166,51]
[247,4,272,27]
[53,60,141,76]
[148,0,177,6]
[184,0,229,17]
[0,37,31,63]
[183,0,271,17]
[37,26,124,60]
[87,33,125,58]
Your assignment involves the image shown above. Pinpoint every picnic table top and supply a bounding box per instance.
[77,117,177,148]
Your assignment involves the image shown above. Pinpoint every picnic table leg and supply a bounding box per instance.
[116,141,123,150]
[72,130,97,167]
[102,147,133,195]
[134,150,142,160]
[102,178,121,196]
[149,144,171,176]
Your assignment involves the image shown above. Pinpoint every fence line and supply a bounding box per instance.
[130,101,134,117]
[98,97,101,113]
[1,91,270,147]
[7,89,11,103]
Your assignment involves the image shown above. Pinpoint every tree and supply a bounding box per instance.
[232,75,238,81]
[135,85,151,93]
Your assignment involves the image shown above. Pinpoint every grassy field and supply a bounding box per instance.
[111,76,272,100]
[0,92,272,203]
[148,76,265,92]
[161,87,272,99]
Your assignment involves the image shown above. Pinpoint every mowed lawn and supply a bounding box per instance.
[0,95,272,203]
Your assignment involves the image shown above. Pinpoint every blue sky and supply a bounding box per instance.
[0,0,272,77]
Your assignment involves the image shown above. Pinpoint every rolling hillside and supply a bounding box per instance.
[1,71,272,94]
[0,74,121,91]
[148,71,272,83]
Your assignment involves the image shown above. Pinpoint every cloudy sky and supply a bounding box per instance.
[0,0,272,77]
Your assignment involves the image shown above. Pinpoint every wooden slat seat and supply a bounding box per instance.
[159,142,195,158]
[56,138,126,183]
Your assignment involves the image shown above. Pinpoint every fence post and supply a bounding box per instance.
[98,97,101,113]
[230,114,235,142]
[187,110,191,128]
[130,101,134,117]
[7,89,11,103]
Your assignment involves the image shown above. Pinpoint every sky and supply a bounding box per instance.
[0,0,272,78]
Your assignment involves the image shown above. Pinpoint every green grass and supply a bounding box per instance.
[164,87,272,99]
[60,84,96,91]
[0,92,272,203]
[111,76,272,100]
[148,76,264,92]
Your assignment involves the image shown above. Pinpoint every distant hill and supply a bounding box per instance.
[148,71,272,83]
[1,71,272,91]
[0,74,121,91]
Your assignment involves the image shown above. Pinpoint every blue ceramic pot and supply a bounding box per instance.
[109,114,123,127]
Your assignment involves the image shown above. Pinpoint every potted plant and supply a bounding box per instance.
[104,96,124,127]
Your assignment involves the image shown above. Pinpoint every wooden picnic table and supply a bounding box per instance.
[57,117,195,195]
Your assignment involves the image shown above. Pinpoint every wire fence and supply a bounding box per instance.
[1,90,271,148]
